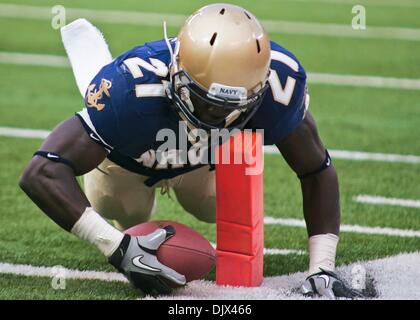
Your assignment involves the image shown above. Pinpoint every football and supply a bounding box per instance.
[124,220,216,283]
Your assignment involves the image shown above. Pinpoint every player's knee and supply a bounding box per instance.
[195,213,216,224]
[87,189,155,227]
[83,167,156,228]
[180,196,216,224]
[112,213,152,230]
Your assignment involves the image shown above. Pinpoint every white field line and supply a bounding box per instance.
[2,252,420,299]
[0,52,69,68]
[1,4,420,41]
[308,73,420,90]
[354,194,420,209]
[288,0,420,9]
[210,242,306,256]
[264,216,420,237]
[264,248,306,255]
[3,50,420,91]
[149,252,420,300]
[0,244,305,281]
[263,145,420,164]
[0,127,50,139]
[0,262,127,283]
[327,150,420,164]
[2,51,420,90]
[2,126,420,165]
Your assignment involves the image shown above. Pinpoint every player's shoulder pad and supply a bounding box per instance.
[112,39,173,84]
[245,41,308,145]
[269,40,306,80]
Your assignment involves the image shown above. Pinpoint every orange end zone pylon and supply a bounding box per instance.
[215,131,264,287]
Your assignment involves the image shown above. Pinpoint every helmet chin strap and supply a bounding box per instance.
[177,110,199,133]
[165,81,243,131]
[179,87,195,112]
[179,107,243,131]
[224,109,244,127]
[163,21,179,75]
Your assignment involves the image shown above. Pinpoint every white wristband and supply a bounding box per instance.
[308,233,339,274]
[71,207,125,257]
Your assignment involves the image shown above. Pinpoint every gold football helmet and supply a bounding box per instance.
[166,3,271,130]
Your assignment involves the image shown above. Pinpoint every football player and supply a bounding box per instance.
[19,4,361,298]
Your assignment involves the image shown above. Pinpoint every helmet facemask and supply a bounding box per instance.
[168,68,269,131]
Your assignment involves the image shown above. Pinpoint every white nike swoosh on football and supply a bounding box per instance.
[318,274,330,288]
[47,153,59,159]
[132,255,161,272]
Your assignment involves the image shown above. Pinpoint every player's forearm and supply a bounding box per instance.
[19,157,90,231]
[300,165,340,237]
[300,165,340,273]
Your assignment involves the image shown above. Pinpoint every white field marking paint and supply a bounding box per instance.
[285,0,420,9]
[264,217,420,238]
[2,253,420,299]
[0,127,50,139]
[328,150,420,164]
[145,252,420,300]
[263,145,420,164]
[111,250,417,300]
[264,248,306,256]
[2,51,420,91]
[354,194,420,209]
[0,245,305,281]
[2,4,420,41]
[210,242,306,256]
[0,262,127,283]
[2,126,420,165]
[308,73,420,90]
[0,52,69,68]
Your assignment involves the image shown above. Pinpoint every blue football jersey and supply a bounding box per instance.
[77,38,308,185]
[245,41,308,144]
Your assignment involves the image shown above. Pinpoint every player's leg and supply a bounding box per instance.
[83,158,156,230]
[173,166,216,223]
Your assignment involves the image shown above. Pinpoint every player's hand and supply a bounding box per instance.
[301,269,364,299]
[108,225,186,295]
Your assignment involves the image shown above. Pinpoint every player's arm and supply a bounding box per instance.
[276,112,361,298]
[276,111,340,274]
[19,116,186,295]
[19,116,106,230]
[276,112,339,238]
